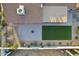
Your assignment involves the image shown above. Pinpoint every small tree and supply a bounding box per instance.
[40,42,44,48]
[47,42,51,47]
[75,36,78,40]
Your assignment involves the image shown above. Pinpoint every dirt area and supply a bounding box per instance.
[9,49,68,56]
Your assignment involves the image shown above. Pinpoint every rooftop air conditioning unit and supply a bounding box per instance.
[17,5,25,16]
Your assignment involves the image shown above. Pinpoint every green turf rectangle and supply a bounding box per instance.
[42,26,72,40]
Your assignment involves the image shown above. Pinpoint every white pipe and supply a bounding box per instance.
[74,49,79,53]
[41,4,43,8]
[5,51,12,56]
[65,50,74,56]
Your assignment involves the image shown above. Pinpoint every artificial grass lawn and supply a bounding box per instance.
[42,26,72,40]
